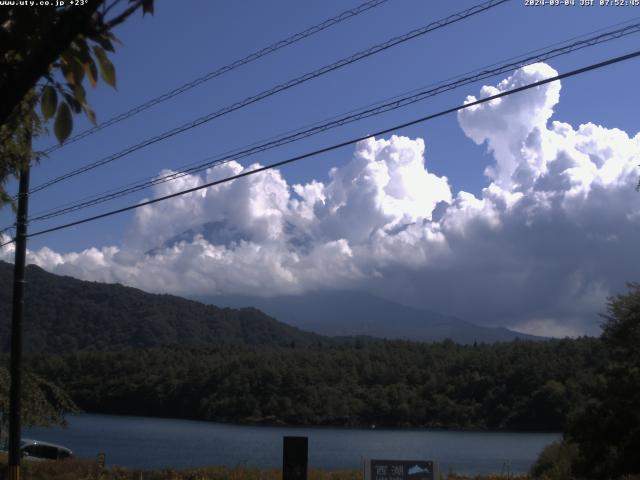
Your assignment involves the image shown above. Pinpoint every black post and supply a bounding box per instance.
[283,436,308,480]
[8,163,31,480]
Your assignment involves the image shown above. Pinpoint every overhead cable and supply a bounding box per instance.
[0,48,635,248]
[42,0,391,154]
[28,0,509,195]
[25,21,640,224]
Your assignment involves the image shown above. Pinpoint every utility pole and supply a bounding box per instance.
[8,143,31,480]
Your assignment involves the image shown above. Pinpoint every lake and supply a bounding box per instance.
[25,414,560,475]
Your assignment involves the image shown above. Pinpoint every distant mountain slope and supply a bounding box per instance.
[0,261,322,353]
[198,290,543,343]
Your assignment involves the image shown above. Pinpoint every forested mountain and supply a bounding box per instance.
[199,291,543,343]
[0,261,540,354]
[28,337,604,431]
[0,259,617,436]
[0,261,322,352]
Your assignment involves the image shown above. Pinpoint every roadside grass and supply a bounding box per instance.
[0,457,532,480]
[7,456,639,480]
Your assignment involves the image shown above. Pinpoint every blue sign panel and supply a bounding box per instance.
[370,459,434,480]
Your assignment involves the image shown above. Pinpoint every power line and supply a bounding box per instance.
[42,0,391,154]
[8,17,639,231]
[28,0,509,195]
[0,225,15,236]
[1,48,636,248]
[31,15,639,219]
[24,20,640,224]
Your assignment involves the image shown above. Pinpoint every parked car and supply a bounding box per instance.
[20,439,73,461]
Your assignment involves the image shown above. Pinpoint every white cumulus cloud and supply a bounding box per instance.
[2,62,639,336]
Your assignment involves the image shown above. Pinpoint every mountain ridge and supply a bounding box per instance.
[0,261,323,353]
[0,261,542,352]
[197,290,544,343]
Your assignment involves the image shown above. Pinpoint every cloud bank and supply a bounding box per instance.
[2,63,639,336]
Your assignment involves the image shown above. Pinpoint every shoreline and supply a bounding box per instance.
[26,413,555,475]
[68,411,563,435]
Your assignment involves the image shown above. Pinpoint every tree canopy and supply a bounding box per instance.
[0,0,152,433]
[27,337,604,432]
[565,283,640,479]
[0,365,79,445]
[0,0,153,207]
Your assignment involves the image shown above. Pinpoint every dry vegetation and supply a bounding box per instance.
[0,458,530,480]
[4,457,640,479]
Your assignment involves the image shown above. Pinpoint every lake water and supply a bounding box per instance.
[25,414,559,475]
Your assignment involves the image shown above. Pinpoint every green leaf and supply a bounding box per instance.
[82,103,97,126]
[60,61,74,85]
[54,103,73,143]
[92,33,115,53]
[89,31,116,52]
[63,93,82,114]
[84,56,98,88]
[73,38,91,64]
[69,57,85,86]
[41,86,57,121]
[73,84,86,105]
[93,47,116,88]
[107,31,123,47]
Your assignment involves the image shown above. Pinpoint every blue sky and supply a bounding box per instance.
[1,0,639,336]
[6,0,637,251]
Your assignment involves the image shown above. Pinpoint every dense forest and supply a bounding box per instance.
[0,262,323,352]
[2,260,638,477]
[27,337,604,432]
[0,262,532,350]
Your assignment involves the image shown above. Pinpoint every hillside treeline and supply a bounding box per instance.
[27,337,603,431]
[0,262,322,353]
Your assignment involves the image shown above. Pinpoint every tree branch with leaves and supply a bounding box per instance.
[0,0,153,208]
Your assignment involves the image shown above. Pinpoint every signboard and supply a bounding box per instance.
[367,459,434,480]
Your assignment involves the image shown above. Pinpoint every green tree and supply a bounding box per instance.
[0,366,79,447]
[0,0,153,206]
[0,0,154,434]
[567,283,640,479]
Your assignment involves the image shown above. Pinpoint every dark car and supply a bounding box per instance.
[20,439,73,461]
